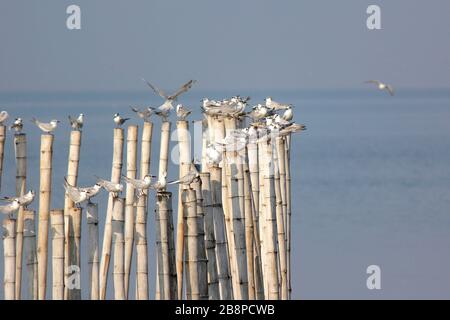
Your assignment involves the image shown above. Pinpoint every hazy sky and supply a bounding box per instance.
[0,0,449,92]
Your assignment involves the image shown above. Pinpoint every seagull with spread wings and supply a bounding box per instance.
[365,80,395,96]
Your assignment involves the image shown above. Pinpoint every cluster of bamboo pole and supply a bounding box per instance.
[0,105,296,300]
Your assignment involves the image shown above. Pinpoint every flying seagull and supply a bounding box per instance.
[365,80,394,96]
[69,113,84,130]
[30,118,60,133]
[142,79,197,112]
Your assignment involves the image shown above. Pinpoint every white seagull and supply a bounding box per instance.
[69,113,84,130]
[265,97,292,111]
[282,106,293,121]
[0,199,20,218]
[130,106,155,122]
[113,113,130,127]
[122,174,156,197]
[0,111,9,125]
[1,190,35,208]
[95,176,123,198]
[151,171,167,192]
[9,118,23,133]
[206,143,222,165]
[30,118,60,133]
[64,178,88,207]
[142,79,197,112]
[176,104,192,120]
[365,80,394,96]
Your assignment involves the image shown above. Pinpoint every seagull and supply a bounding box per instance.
[282,106,293,121]
[69,113,84,130]
[206,143,222,165]
[142,79,197,112]
[279,123,307,136]
[78,183,102,203]
[248,104,269,120]
[63,178,88,207]
[0,111,9,125]
[151,171,167,192]
[167,163,199,186]
[365,80,394,96]
[122,174,156,197]
[113,113,130,127]
[0,190,35,208]
[30,118,60,133]
[95,176,123,198]
[9,118,23,133]
[176,104,192,120]
[130,106,155,122]
[265,97,291,111]
[0,199,20,218]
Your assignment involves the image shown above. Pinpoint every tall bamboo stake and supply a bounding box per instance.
[65,207,81,299]
[124,125,138,298]
[166,192,177,299]
[209,165,232,299]
[284,134,292,298]
[3,217,16,300]
[243,164,255,299]
[257,130,267,295]
[37,133,53,300]
[50,209,64,300]
[14,133,27,299]
[176,120,191,299]
[64,130,82,300]
[191,178,209,300]
[112,198,125,300]
[24,210,38,300]
[135,121,153,300]
[0,125,5,191]
[87,203,99,300]
[99,128,124,300]
[199,172,220,300]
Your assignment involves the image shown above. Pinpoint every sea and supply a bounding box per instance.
[0,89,449,299]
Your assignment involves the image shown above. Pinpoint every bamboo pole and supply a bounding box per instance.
[175,120,191,299]
[209,165,232,299]
[0,125,5,191]
[14,133,27,299]
[199,172,220,300]
[262,139,279,300]
[274,138,288,300]
[112,198,125,300]
[24,210,38,300]
[50,209,64,300]
[87,203,99,300]
[3,217,16,300]
[65,207,81,299]
[257,130,268,296]
[64,130,82,300]
[243,164,255,299]
[191,178,209,300]
[99,128,124,300]
[284,134,292,299]
[37,133,53,300]
[166,192,177,299]
[155,191,175,300]
[124,125,138,298]
[135,122,153,300]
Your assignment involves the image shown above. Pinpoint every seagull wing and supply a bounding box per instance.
[386,85,395,96]
[170,80,197,100]
[365,80,381,85]
[142,78,168,99]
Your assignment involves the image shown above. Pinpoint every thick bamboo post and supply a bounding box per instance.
[191,179,209,300]
[24,210,38,300]
[50,209,64,300]
[243,164,255,300]
[37,133,53,300]
[159,121,171,180]
[124,125,138,298]
[65,207,81,299]
[175,120,191,299]
[112,198,125,300]
[166,192,177,299]
[284,134,292,299]
[3,218,16,300]
[14,133,27,299]
[87,203,99,300]
[99,128,124,300]
[199,172,220,300]
[262,140,279,300]
[257,130,267,294]
[209,165,232,299]
[274,138,288,300]
[155,192,175,299]
[0,125,5,191]
[135,121,153,300]
[64,130,82,300]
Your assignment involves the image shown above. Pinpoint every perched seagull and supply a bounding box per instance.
[95,176,123,198]
[113,113,130,127]
[282,106,293,121]
[273,114,292,127]
[122,174,156,197]
[9,118,23,133]
[279,123,307,136]
[206,143,222,165]
[176,104,192,120]
[154,109,171,122]
[365,80,394,96]
[202,98,221,109]
[151,171,167,192]
[248,104,269,120]
[69,113,84,130]
[63,178,88,207]
[0,199,20,218]
[1,190,35,208]
[142,79,197,112]
[78,183,102,202]
[0,111,9,125]
[265,97,291,111]
[167,164,199,186]
[30,118,60,133]
[130,106,155,122]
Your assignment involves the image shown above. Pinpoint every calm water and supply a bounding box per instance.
[0,89,450,299]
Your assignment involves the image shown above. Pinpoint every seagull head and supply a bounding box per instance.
[113,113,119,118]
[50,120,60,126]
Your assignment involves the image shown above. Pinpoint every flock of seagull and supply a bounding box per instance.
[0,78,394,218]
